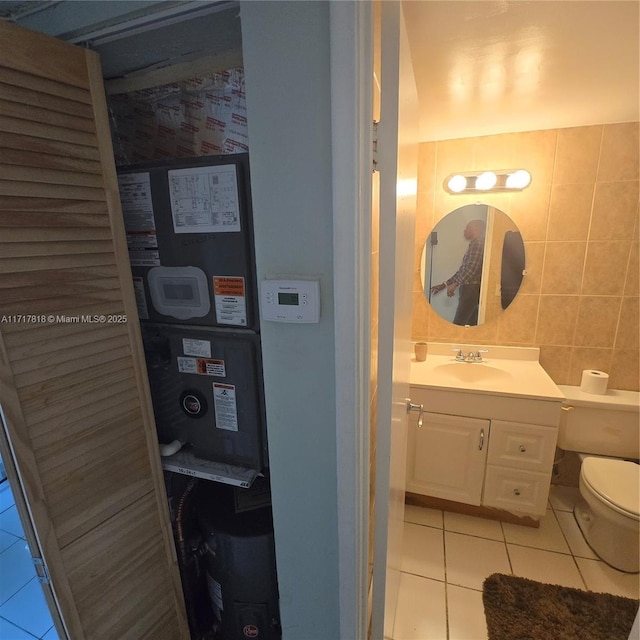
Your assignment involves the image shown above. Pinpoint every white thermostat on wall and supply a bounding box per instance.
[260,279,320,323]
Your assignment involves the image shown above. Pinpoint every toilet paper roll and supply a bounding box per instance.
[580,369,609,395]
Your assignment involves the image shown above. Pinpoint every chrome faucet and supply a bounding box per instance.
[453,348,488,363]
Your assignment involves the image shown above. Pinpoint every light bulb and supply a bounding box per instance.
[475,171,497,190]
[447,174,467,193]
[506,169,531,189]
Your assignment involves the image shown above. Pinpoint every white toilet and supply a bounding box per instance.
[557,385,640,573]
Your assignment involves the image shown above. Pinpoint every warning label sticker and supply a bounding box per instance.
[119,172,162,266]
[197,359,226,377]
[177,356,226,377]
[213,276,247,326]
[133,277,149,320]
[128,249,161,267]
[118,172,156,233]
[213,383,238,432]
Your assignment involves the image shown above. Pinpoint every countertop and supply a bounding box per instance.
[410,343,565,402]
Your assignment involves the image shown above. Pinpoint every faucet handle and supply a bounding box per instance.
[473,349,488,362]
[452,348,465,361]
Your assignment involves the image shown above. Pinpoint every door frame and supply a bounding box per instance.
[329,2,374,639]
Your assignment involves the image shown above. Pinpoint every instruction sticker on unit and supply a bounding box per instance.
[182,338,212,358]
[197,359,226,377]
[213,276,247,326]
[132,277,149,320]
[213,383,238,432]
[118,172,160,265]
[177,357,198,374]
[168,164,241,234]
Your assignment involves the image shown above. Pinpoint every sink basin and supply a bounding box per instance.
[432,362,513,384]
[410,343,565,401]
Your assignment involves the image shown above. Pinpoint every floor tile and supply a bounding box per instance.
[576,557,640,599]
[401,522,445,581]
[0,617,35,640]
[0,578,54,638]
[554,510,598,560]
[548,484,581,512]
[507,544,585,590]
[444,532,511,591]
[447,584,488,640]
[404,505,443,529]
[502,509,570,554]
[0,540,35,607]
[0,529,20,555]
[0,483,14,515]
[393,573,446,640]
[444,512,504,541]
[42,627,60,640]
[0,506,26,539]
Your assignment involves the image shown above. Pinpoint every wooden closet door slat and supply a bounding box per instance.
[0,20,188,640]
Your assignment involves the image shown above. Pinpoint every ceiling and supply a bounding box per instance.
[0,1,638,142]
[403,1,639,141]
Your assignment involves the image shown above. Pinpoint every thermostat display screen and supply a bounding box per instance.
[278,292,299,306]
[261,279,320,323]
[163,283,196,300]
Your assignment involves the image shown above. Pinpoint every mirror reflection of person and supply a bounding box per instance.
[430,219,486,326]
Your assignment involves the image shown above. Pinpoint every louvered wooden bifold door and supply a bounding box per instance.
[0,21,188,640]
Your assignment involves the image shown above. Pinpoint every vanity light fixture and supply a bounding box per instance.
[444,169,531,194]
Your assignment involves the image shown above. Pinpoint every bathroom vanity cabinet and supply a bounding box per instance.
[407,344,564,519]
[406,390,560,516]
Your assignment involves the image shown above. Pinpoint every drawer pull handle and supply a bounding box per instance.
[513,489,521,496]
[479,428,485,451]
[519,445,526,453]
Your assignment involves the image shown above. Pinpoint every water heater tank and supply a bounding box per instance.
[197,481,281,640]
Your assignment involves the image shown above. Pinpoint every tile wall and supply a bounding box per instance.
[412,122,639,391]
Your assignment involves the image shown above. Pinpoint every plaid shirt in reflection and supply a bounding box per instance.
[447,236,485,286]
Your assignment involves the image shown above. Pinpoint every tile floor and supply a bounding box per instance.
[391,485,640,640]
[0,481,59,640]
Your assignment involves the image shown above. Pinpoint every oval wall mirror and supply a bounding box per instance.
[421,204,525,326]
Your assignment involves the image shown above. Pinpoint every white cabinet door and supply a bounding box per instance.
[406,412,489,505]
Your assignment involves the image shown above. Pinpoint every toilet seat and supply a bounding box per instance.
[581,457,640,518]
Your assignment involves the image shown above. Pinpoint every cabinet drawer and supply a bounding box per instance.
[487,421,557,472]
[482,465,550,516]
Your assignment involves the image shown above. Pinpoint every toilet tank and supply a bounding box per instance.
[557,385,640,458]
